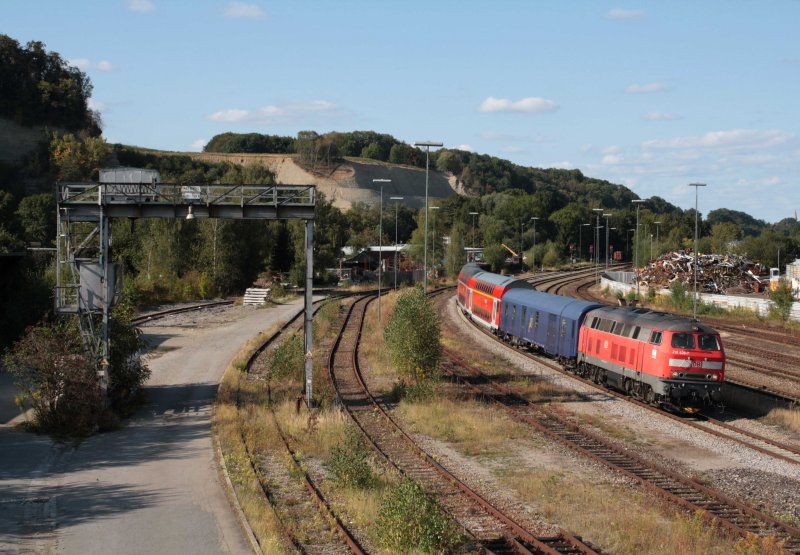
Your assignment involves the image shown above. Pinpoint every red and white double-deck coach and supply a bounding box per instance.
[457,263,532,331]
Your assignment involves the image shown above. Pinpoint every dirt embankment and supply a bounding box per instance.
[190,152,458,210]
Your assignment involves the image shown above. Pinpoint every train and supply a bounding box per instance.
[457,263,725,412]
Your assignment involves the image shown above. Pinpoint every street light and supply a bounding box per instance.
[688,183,707,320]
[603,213,612,270]
[374,178,391,323]
[626,228,635,262]
[631,199,647,302]
[431,206,440,280]
[469,211,479,254]
[530,217,539,273]
[390,196,404,290]
[414,141,443,291]
[579,223,591,263]
[608,227,616,267]
[653,221,661,260]
[592,208,603,284]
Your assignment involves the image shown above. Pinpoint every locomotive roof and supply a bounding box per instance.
[502,289,603,320]
[461,264,531,289]
[586,306,719,334]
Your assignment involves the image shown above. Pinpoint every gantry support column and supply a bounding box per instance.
[99,207,110,398]
[304,219,314,407]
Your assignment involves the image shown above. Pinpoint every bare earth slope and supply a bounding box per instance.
[191,152,457,209]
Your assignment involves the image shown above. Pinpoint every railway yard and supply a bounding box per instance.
[202,267,800,554]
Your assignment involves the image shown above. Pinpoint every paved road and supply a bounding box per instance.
[0,300,305,554]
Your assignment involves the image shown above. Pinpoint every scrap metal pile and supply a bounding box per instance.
[638,251,769,295]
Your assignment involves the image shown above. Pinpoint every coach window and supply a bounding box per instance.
[521,307,527,326]
[649,331,662,345]
[535,312,540,328]
[698,334,721,351]
[561,319,567,337]
[671,333,695,349]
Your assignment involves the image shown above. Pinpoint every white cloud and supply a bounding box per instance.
[225,2,264,18]
[503,146,526,154]
[87,98,106,113]
[607,8,645,20]
[453,144,474,152]
[189,139,207,152]
[626,82,669,94]
[208,100,337,123]
[642,112,680,121]
[602,145,621,155]
[642,129,793,150]
[479,96,558,114]
[601,154,622,165]
[128,0,155,12]
[68,58,118,72]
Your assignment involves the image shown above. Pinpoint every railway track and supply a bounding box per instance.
[132,299,234,325]
[440,341,800,552]
[234,297,364,554]
[329,293,601,554]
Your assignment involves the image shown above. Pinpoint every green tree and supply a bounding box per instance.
[445,221,468,277]
[384,287,441,383]
[360,142,385,160]
[769,281,796,322]
[50,133,110,180]
[15,193,55,245]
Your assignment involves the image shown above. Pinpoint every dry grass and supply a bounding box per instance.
[762,407,800,433]
[214,326,288,553]
[398,397,531,457]
[501,467,774,555]
[359,290,400,380]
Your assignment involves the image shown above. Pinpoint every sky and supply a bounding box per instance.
[3,1,799,223]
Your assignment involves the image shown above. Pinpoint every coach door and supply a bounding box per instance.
[547,314,557,352]
[468,290,473,310]
[492,299,498,324]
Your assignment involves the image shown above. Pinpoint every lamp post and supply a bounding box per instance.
[430,206,440,279]
[626,228,635,262]
[390,195,403,290]
[608,227,616,266]
[530,216,539,273]
[653,221,661,260]
[469,211,479,259]
[374,178,391,323]
[631,199,646,301]
[414,141,443,291]
[580,223,591,263]
[603,213,612,270]
[688,183,706,320]
[592,208,603,284]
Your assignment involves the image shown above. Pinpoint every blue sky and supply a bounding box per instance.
[3,1,799,223]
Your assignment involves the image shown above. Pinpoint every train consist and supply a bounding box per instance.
[457,263,725,412]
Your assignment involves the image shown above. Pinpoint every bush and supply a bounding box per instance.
[376,479,461,553]
[383,287,441,384]
[326,427,375,489]
[108,302,151,407]
[269,333,304,379]
[5,320,102,435]
[668,281,692,311]
[769,281,795,322]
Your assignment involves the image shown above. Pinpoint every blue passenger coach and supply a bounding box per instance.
[499,289,603,361]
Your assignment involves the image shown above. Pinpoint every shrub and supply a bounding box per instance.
[668,281,692,311]
[376,479,461,553]
[269,333,304,379]
[326,427,375,489]
[383,287,441,384]
[769,281,795,322]
[5,320,102,435]
[108,302,151,407]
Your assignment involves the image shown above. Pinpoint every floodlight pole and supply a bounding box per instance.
[304,219,314,407]
[469,211,479,261]
[653,221,661,261]
[603,213,612,270]
[689,183,706,320]
[414,141,443,291]
[592,208,603,284]
[580,223,590,263]
[431,206,440,279]
[632,199,646,301]
[390,196,403,290]
[374,178,391,324]
[530,217,536,271]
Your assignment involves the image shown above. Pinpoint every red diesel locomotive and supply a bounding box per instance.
[457,264,725,411]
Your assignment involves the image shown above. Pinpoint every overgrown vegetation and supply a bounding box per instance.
[375,478,461,553]
[326,426,376,489]
[769,281,796,322]
[383,287,441,388]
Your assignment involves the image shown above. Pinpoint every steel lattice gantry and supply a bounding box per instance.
[56,181,317,405]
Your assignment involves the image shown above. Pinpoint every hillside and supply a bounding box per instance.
[187,152,456,209]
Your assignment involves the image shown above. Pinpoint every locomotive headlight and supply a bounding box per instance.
[671,370,681,378]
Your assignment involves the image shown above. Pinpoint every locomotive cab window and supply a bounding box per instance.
[671,333,696,349]
[649,331,662,345]
[698,334,721,351]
